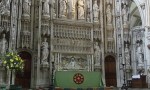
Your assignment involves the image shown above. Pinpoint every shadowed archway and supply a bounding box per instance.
[15,51,32,89]
[105,55,117,87]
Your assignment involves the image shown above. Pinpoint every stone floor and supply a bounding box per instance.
[113,88,150,90]
[27,88,150,90]
[22,88,150,90]
[25,88,150,90]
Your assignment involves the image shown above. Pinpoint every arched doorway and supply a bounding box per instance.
[105,55,117,87]
[15,51,32,89]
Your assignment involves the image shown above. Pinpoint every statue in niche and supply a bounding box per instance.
[41,38,49,65]
[87,0,90,9]
[69,57,75,68]
[86,0,90,22]
[71,0,76,19]
[94,42,101,66]
[59,0,67,18]
[65,57,81,69]
[52,0,56,18]
[124,44,130,65]
[136,41,144,67]
[22,31,30,48]
[122,4,128,25]
[43,0,50,15]
[0,0,10,14]
[116,16,121,29]
[61,57,68,67]
[116,2,120,13]
[12,0,17,19]
[78,0,85,19]
[0,34,8,54]
[12,27,16,49]
[118,35,122,53]
[106,4,112,25]
[23,0,30,15]
[93,0,99,22]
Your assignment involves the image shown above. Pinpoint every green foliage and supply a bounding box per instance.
[1,52,24,71]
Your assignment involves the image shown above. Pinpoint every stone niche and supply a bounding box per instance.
[59,54,88,71]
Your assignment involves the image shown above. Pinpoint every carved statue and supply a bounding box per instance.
[116,16,121,29]
[21,30,30,48]
[78,0,85,19]
[94,42,101,66]
[122,4,128,25]
[43,0,50,15]
[12,0,17,18]
[41,38,49,64]
[12,27,16,49]
[136,40,145,75]
[65,57,81,69]
[0,0,10,14]
[136,41,144,67]
[59,0,67,18]
[86,0,90,21]
[118,35,122,53]
[106,4,112,25]
[0,34,8,54]
[23,0,30,15]
[87,0,90,9]
[124,44,130,65]
[93,0,99,22]
[52,0,56,18]
[71,0,76,19]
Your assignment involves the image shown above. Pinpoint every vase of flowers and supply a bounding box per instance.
[1,52,24,84]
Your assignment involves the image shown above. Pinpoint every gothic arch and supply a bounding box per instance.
[17,48,33,55]
[104,53,116,60]
[16,49,34,88]
[104,55,117,87]
[15,51,32,88]
[132,0,144,27]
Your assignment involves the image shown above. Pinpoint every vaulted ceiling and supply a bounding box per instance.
[129,1,142,28]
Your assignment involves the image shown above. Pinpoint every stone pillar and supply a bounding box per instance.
[40,64,49,87]
[35,0,42,88]
[0,66,5,85]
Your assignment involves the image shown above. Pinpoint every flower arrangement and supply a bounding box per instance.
[1,52,24,71]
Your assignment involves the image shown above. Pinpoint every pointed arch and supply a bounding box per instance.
[132,0,144,27]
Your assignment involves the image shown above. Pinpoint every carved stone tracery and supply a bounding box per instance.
[52,19,94,71]
[132,27,145,75]
[0,0,143,88]
[60,56,88,70]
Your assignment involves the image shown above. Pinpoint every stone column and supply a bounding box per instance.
[35,0,42,88]
[40,64,49,87]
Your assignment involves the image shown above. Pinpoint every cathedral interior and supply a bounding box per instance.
[0,0,150,89]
